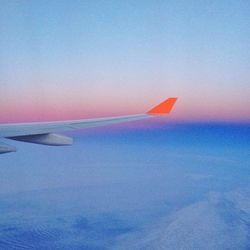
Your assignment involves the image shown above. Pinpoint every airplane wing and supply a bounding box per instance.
[0,97,177,154]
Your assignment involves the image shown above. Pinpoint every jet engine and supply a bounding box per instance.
[8,133,73,146]
[0,143,17,154]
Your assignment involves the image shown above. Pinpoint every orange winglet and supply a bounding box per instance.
[147,97,177,115]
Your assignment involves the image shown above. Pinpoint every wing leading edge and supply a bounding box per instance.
[0,97,177,153]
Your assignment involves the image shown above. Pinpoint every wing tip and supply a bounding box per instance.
[147,97,178,115]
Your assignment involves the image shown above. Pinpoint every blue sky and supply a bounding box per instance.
[0,0,249,122]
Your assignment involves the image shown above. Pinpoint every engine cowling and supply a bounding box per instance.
[8,133,73,146]
[0,143,17,154]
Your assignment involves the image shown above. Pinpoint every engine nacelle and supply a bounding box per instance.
[8,133,73,146]
[0,143,17,154]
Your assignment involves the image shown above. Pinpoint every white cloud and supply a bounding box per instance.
[115,187,250,250]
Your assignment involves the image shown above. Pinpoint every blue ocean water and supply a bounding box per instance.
[0,123,249,249]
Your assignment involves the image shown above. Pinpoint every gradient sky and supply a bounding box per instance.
[0,0,249,123]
